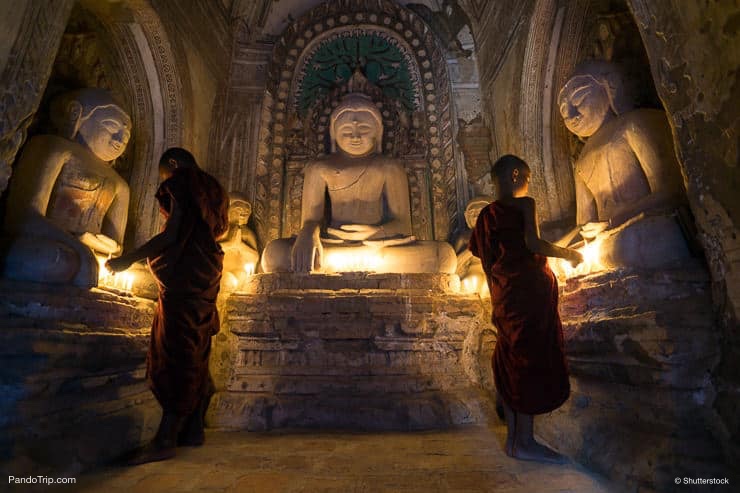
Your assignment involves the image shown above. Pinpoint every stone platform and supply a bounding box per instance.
[0,281,159,477]
[537,261,730,491]
[209,273,495,431]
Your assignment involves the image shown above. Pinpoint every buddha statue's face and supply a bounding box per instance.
[558,75,612,138]
[464,202,488,229]
[332,110,380,157]
[77,106,132,162]
[229,202,251,226]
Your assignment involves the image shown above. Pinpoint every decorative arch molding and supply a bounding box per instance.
[254,0,462,245]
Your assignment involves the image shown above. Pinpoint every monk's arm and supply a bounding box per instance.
[521,197,581,262]
[376,161,413,238]
[106,200,182,271]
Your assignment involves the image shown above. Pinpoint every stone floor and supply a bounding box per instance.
[66,424,617,492]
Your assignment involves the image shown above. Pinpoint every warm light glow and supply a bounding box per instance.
[550,238,606,281]
[462,276,479,294]
[97,255,136,291]
[244,263,256,276]
[324,251,382,273]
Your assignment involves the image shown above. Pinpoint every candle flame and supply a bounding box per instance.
[97,255,136,292]
[550,238,606,281]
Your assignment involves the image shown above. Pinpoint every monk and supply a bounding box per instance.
[469,155,582,464]
[106,147,228,464]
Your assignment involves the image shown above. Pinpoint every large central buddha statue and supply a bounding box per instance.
[262,92,456,274]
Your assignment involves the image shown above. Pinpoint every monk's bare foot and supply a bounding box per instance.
[510,440,568,464]
[125,441,176,466]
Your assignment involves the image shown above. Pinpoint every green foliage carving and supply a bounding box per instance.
[297,33,417,116]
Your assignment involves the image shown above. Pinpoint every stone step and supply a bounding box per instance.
[209,389,492,431]
[240,272,461,293]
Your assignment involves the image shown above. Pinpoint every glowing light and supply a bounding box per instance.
[324,251,382,273]
[244,263,256,276]
[97,255,136,292]
[550,238,606,281]
[462,276,479,294]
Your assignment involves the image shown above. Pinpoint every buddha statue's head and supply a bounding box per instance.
[50,88,132,162]
[329,93,383,157]
[228,192,252,226]
[558,61,632,138]
[464,197,490,229]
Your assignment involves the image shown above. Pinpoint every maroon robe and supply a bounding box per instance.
[147,167,228,416]
[469,200,569,415]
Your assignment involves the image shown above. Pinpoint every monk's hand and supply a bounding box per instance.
[580,221,609,239]
[327,224,380,242]
[105,255,133,273]
[567,249,584,267]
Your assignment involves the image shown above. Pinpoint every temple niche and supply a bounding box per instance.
[0,0,737,491]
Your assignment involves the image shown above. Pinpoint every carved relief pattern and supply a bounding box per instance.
[0,1,75,195]
[258,0,461,244]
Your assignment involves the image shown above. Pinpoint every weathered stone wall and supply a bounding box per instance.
[538,265,730,491]
[209,273,496,431]
[0,282,159,476]
[627,0,740,468]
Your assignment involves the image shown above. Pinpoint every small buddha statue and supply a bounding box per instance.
[454,197,490,296]
[2,88,132,287]
[558,61,690,269]
[219,192,259,292]
[262,92,456,274]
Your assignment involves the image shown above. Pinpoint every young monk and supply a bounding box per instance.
[469,154,583,464]
[107,147,228,464]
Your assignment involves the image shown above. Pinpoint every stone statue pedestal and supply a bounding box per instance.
[535,263,724,490]
[208,273,495,430]
[0,281,159,476]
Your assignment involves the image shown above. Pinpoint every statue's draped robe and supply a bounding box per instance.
[147,167,228,416]
[469,201,570,414]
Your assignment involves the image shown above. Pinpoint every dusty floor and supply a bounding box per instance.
[62,424,618,492]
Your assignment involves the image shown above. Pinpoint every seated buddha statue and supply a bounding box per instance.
[219,192,260,292]
[558,61,690,269]
[454,196,490,296]
[261,92,456,274]
[2,88,132,287]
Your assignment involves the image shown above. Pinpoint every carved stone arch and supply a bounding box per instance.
[254,0,462,246]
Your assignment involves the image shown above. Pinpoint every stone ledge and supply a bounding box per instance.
[239,272,462,294]
[0,282,158,477]
[539,264,723,491]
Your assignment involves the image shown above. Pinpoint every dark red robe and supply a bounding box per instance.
[469,200,569,415]
[147,167,228,416]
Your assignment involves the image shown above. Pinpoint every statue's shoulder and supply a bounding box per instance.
[304,156,332,173]
[618,108,670,137]
[379,156,406,171]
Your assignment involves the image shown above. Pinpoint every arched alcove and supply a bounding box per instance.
[253,0,465,245]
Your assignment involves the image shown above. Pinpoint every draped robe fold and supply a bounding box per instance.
[147,167,228,416]
[469,201,570,415]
